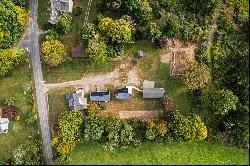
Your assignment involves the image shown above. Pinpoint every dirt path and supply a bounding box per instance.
[44,63,141,93]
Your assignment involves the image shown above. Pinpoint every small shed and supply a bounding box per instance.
[137,50,144,58]
[0,117,9,134]
[90,91,111,102]
[70,46,85,58]
[143,88,165,99]
[143,80,155,89]
[116,88,129,100]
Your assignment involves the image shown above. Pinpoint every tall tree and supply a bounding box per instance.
[182,62,210,90]
[40,40,67,67]
[0,0,27,48]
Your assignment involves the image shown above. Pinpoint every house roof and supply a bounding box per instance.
[0,117,9,133]
[90,91,110,102]
[143,88,165,98]
[143,80,155,89]
[65,92,87,110]
[71,46,85,57]
[116,88,129,100]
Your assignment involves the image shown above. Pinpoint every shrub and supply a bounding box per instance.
[205,88,239,116]
[40,39,67,67]
[83,114,105,141]
[148,22,162,42]
[12,140,42,165]
[25,103,37,127]
[81,23,97,47]
[0,49,26,76]
[4,97,17,106]
[87,102,99,115]
[45,29,59,41]
[52,111,84,157]
[120,124,139,147]
[86,34,107,65]
[2,105,19,119]
[72,6,82,16]
[145,120,168,141]
[182,61,211,90]
[11,0,29,8]
[106,44,125,58]
[56,13,73,34]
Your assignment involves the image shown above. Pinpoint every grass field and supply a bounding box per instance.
[0,64,36,164]
[69,141,249,165]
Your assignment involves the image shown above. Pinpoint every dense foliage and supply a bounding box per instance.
[0,0,27,48]
[0,48,26,76]
[52,111,84,157]
[167,110,207,141]
[192,0,249,148]
[56,13,73,34]
[2,105,19,119]
[98,17,132,44]
[205,88,238,116]
[12,140,42,165]
[98,0,152,25]
[40,40,67,67]
[182,62,211,90]
[81,23,97,47]
[86,34,107,65]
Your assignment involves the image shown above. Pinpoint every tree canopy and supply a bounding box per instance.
[182,62,211,90]
[86,34,107,65]
[0,0,27,48]
[0,48,26,76]
[40,40,67,67]
[98,17,132,44]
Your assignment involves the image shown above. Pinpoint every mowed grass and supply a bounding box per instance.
[0,64,35,164]
[69,141,249,165]
[42,59,116,83]
[154,62,191,116]
[47,87,75,132]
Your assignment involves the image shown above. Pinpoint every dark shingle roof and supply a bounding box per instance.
[90,91,110,102]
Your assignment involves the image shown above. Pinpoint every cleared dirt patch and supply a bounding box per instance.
[119,111,160,121]
[160,38,197,65]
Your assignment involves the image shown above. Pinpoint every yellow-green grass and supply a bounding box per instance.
[69,141,249,165]
[0,64,36,164]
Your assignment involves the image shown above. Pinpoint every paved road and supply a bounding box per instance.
[27,0,53,164]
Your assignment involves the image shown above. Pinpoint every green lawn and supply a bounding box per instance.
[42,58,116,83]
[48,88,74,131]
[0,64,36,164]
[69,141,249,165]
[154,62,191,116]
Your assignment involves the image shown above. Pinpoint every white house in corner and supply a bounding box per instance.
[0,116,9,134]
[48,0,73,24]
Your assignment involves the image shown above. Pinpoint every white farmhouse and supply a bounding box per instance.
[48,0,73,24]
